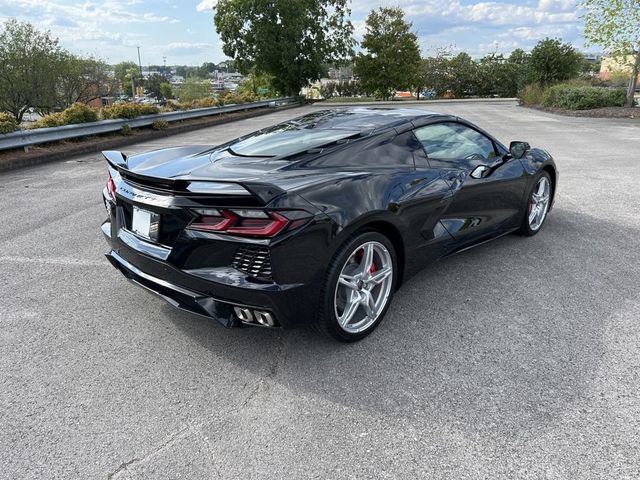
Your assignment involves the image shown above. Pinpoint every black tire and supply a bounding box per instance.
[519,170,553,236]
[316,231,398,342]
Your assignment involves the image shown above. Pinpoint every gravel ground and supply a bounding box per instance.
[1,100,639,479]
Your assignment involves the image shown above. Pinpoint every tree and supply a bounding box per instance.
[237,70,278,97]
[508,48,530,89]
[476,53,521,97]
[528,38,583,86]
[354,7,422,100]
[58,54,114,108]
[581,0,640,107]
[0,19,64,121]
[198,62,217,78]
[422,47,454,97]
[447,52,478,97]
[124,68,143,97]
[113,61,137,87]
[175,65,201,78]
[113,61,143,96]
[214,0,354,96]
[177,77,210,102]
[145,74,170,99]
[159,82,173,100]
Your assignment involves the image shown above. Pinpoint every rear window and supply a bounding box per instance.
[229,126,360,157]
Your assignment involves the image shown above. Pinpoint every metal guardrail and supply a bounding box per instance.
[0,96,300,151]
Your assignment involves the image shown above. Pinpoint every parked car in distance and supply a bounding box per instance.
[101,107,557,341]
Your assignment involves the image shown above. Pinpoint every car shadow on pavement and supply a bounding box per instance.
[163,205,639,435]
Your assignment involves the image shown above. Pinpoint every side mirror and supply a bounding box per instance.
[509,141,530,159]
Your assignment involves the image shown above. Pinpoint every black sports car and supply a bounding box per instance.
[101,107,557,341]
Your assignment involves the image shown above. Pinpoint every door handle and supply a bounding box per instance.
[470,165,489,179]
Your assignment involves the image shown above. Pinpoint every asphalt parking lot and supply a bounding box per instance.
[1,100,639,479]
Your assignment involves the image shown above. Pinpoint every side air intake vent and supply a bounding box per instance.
[232,246,273,280]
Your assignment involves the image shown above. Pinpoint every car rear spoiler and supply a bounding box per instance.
[102,150,286,205]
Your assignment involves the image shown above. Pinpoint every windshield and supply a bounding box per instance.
[229,126,360,157]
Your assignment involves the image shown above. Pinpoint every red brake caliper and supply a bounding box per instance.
[356,249,377,273]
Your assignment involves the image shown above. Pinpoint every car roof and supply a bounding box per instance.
[288,107,447,133]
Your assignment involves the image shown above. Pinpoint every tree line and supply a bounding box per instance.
[213,0,638,107]
[0,19,241,123]
[1,0,637,123]
[0,19,115,122]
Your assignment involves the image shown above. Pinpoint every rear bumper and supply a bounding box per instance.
[106,250,241,327]
[102,219,321,329]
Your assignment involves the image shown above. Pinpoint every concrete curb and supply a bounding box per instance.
[311,98,518,107]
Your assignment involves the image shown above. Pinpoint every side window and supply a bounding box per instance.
[309,131,417,168]
[414,123,498,164]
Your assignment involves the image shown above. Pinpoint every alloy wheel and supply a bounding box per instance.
[333,241,394,334]
[528,176,551,231]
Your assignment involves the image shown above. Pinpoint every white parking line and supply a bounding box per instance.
[0,256,104,267]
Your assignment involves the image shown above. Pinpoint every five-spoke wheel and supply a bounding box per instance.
[520,171,553,236]
[318,232,397,342]
[529,176,551,231]
[334,241,394,334]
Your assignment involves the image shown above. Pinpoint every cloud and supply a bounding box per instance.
[196,0,217,12]
[0,0,178,25]
[351,0,579,29]
[164,41,214,55]
[0,0,589,65]
[349,0,584,56]
[44,17,79,28]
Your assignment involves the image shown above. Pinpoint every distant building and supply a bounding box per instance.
[328,66,353,80]
[87,96,115,108]
[170,75,185,86]
[583,53,602,64]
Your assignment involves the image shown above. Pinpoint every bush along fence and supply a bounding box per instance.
[0,97,300,152]
[518,82,630,110]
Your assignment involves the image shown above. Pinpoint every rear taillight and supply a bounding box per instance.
[189,209,307,238]
[190,209,237,232]
[106,172,117,201]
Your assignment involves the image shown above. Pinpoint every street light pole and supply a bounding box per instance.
[137,46,143,78]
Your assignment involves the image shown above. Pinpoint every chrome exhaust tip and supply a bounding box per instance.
[233,306,254,323]
[254,310,275,327]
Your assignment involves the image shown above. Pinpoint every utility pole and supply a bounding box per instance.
[163,56,167,75]
[137,46,143,78]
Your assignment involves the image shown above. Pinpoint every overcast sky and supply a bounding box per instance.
[0,0,589,66]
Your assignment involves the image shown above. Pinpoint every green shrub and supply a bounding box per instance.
[177,77,211,103]
[542,84,627,110]
[29,103,99,129]
[189,97,218,108]
[120,124,132,136]
[0,112,20,133]
[215,91,257,106]
[102,102,159,119]
[62,102,98,124]
[163,100,184,111]
[518,84,545,106]
[164,93,257,111]
[29,112,65,128]
[152,120,168,130]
